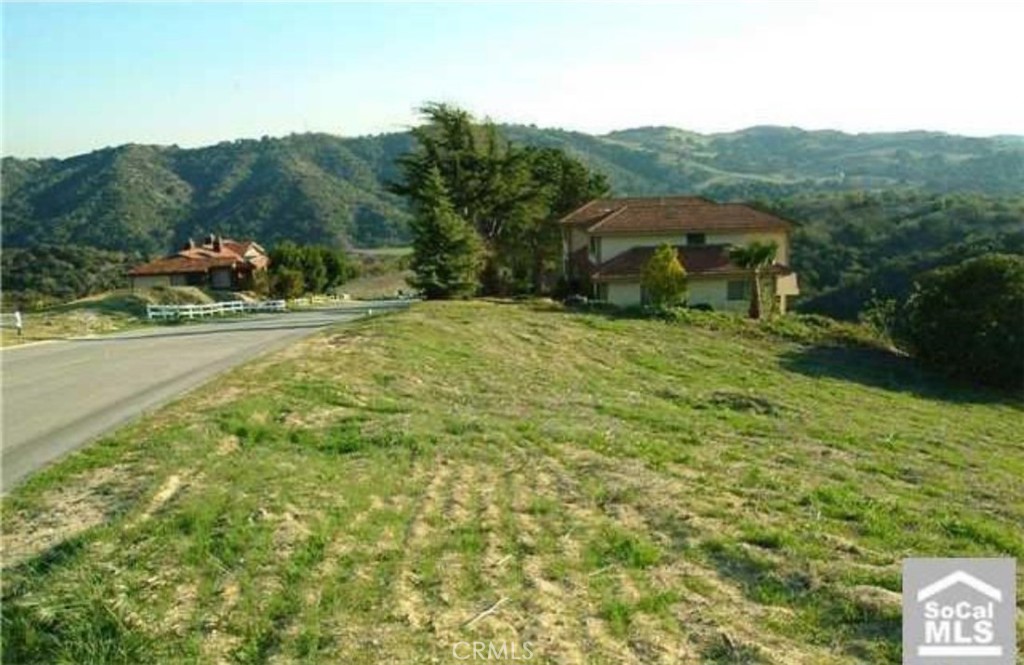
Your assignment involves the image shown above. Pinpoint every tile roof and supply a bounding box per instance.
[223,240,267,258]
[127,255,238,276]
[127,236,267,276]
[560,196,792,234]
[592,244,793,282]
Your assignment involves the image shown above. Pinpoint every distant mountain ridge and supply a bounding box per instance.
[3,124,1022,255]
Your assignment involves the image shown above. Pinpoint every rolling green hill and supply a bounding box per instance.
[502,125,1024,199]
[4,126,1022,257]
[1,134,415,256]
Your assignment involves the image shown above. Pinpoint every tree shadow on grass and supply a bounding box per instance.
[4,534,88,582]
[1,535,158,664]
[778,345,1022,407]
[514,300,1020,406]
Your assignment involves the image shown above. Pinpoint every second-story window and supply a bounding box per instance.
[589,236,600,261]
[686,233,706,245]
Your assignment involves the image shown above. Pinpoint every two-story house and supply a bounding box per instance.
[561,196,799,312]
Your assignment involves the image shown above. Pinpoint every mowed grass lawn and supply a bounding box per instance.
[2,301,1021,664]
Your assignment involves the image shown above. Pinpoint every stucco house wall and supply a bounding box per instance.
[129,275,172,289]
[776,273,799,297]
[568,227,589,254]
[602,276,775,312]
[598,230,790,264]
[210,267,233,290]
[606,282,641,307]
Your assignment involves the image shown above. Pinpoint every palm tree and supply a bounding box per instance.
[729,241,779,319]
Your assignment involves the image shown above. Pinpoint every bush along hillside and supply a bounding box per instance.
[263,242,360,299]
[0,244,144,310]
[898,254,1024,390]
[1,301,1019,663]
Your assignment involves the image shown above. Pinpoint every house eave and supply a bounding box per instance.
[592,268,794,283]
[588,225,792,237]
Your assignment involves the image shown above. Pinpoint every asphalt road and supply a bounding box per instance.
[0,303,405,491]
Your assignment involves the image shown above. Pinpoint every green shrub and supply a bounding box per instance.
[270,268,305,300]
[641,244,687,308]
[900,253,1024,389]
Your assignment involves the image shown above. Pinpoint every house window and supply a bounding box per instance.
[727,279,751,301]
[589,236,601,262]
[686,233,706,246]
[594,283,609,301]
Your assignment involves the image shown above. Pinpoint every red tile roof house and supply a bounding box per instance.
[560,196,800,312]
[127,234,269,291]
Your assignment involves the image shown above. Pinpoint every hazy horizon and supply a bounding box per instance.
[6,121,1024,162]
[3,1,1022,159]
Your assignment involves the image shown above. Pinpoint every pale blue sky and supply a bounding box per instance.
[3,1,1022,158]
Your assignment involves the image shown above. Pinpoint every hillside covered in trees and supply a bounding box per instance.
[4,125,1022,256]
[3,124,1022,315]
[1,134,416,255]
[764,191,1024,318]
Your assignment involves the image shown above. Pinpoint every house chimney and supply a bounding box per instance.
[206,233,216,246]
[183,238,196,251]
[213,235,222,252]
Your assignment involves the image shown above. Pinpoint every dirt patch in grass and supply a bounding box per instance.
[137,473,187,522]
[1,464,138,568]
[282,406,354,429]
[394,458,453,632]
[215,435,240,456]
[202,385,247,409]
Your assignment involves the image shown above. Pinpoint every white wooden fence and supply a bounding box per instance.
[0,312,22,329]
[146,300,286,321]
[288,293,350,307]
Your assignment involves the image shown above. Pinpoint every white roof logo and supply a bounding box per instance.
[916,570,1003,603]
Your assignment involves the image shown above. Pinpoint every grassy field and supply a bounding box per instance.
[340,270,413,300]
[351,247,413,258]
[2,301,1021,664]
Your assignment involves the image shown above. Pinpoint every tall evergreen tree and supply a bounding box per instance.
[408,166,483,299]
[391,103,608,295]
[525,147,610,293]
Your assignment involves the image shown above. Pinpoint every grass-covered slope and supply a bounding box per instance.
[2,302,1021,664]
